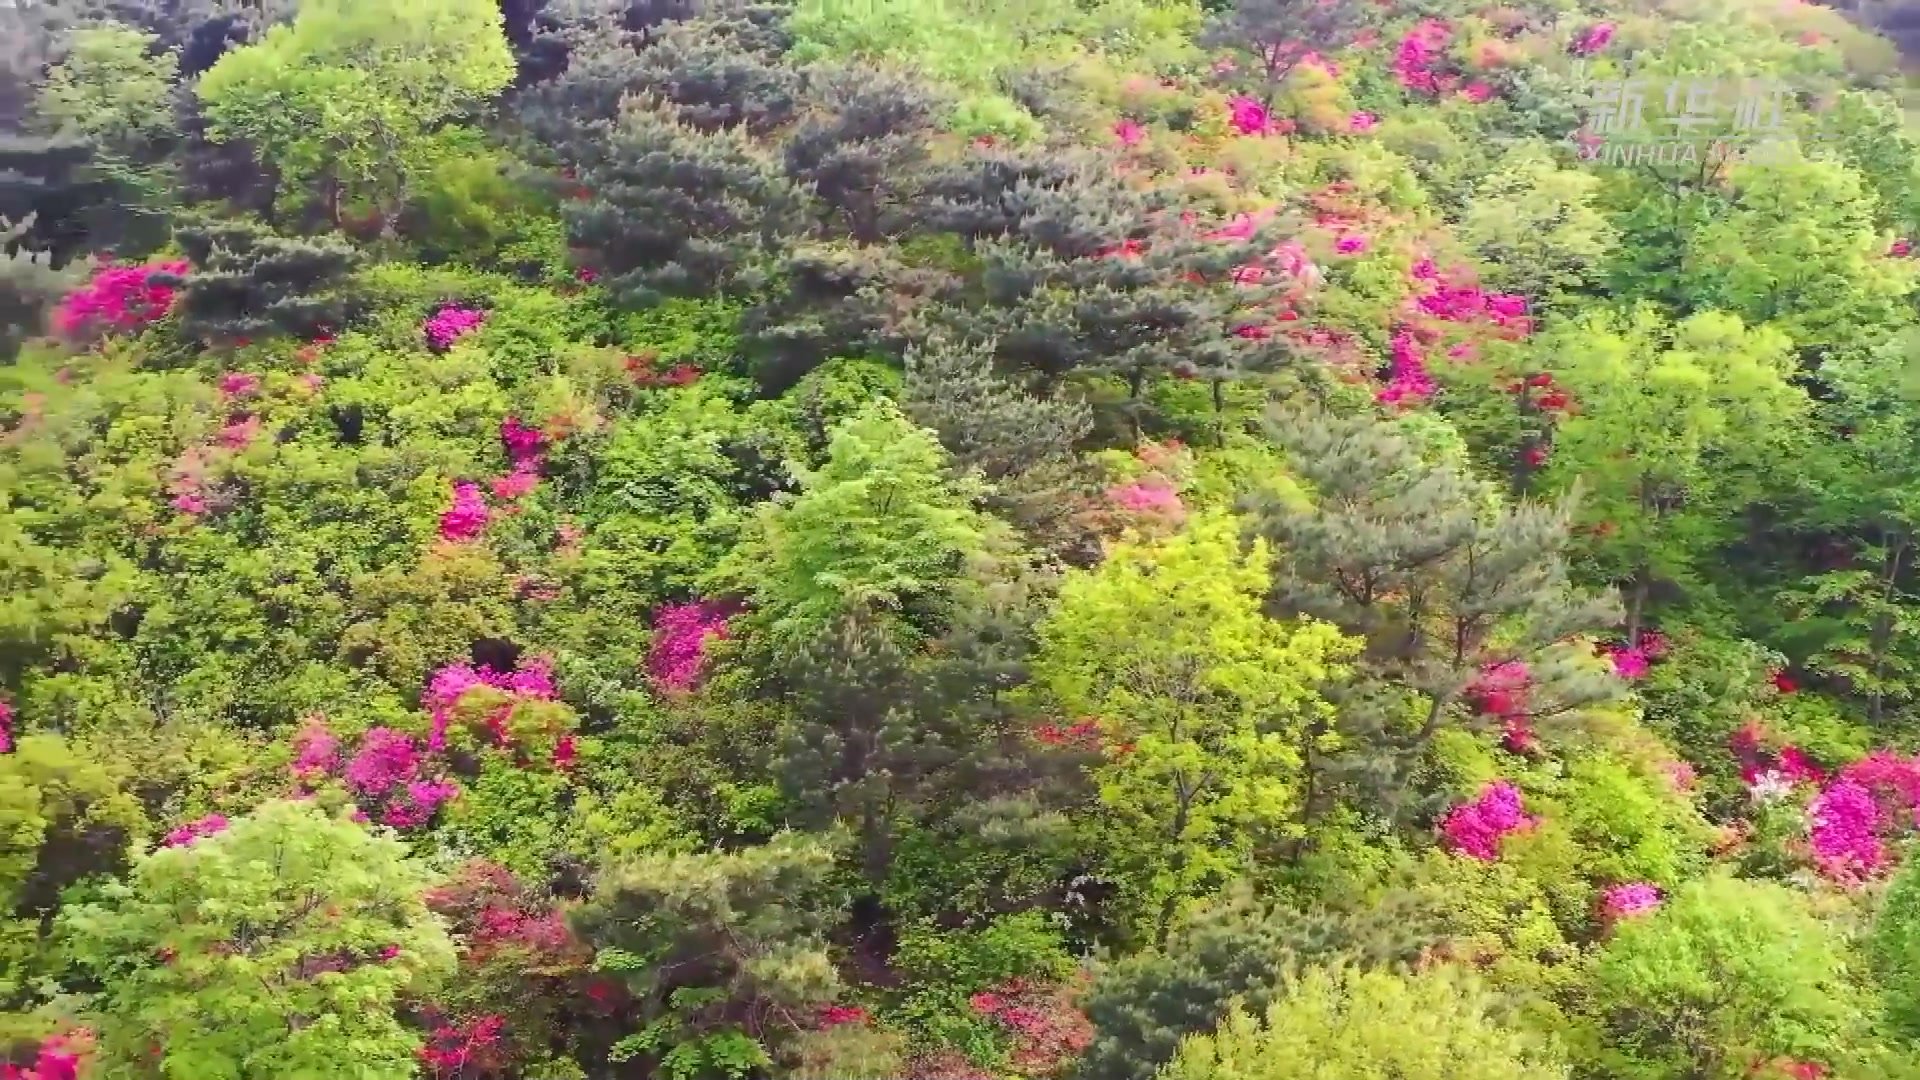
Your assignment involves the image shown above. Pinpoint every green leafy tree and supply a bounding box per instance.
[722,398,988,648]
[1456,147,1616,313]
[1582,874,1865,1079]
[1679,156,1914,362]
[1539,307,1806,643]
[34,23,181,228]
[1873,853,1920,1044]
[1776,327,1920,723]
[0,735,143,1014]
[570,832,844,1080]
[901,333,1096,554]
[1157,962,1570,1080]
[59,799,457,1080]
[196,0,515,227]
[1027,510,1358,941]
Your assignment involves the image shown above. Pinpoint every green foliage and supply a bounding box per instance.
[1029,509,1358,940]
[572,832,845,1080]
[60,800,457,1079]
[196,0,514,221]
[723,399,988,647]
[1077,885,1445,1080]
[1873,855,1920,1044]
[1580,874,1865,1079]
[1158,962,1570,1080]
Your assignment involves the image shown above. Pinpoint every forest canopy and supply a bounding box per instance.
[4,0,1920,1077]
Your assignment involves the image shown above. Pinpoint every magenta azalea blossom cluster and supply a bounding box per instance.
[1571,22,1616,56]
[439,480,491,542]
[1107,479,1187,524]
[423,655,558,751]
[161,813,230,848]
[1440,780,1535,860]
[1378,330,1435,406]
[341,727,460,828]
[52,260,188,342]
[1114,118,1145,147]
[424,305,487,351]
[290,717,340,788]
[1808,781,1883,883]
[218,371,260,399]
[1801,750,1920,884]
[1227,96,1286,136]
[1,1033,83,1080]
[1601,882,1662,920]
[0,698,12,754]
[648,601,734,693]
[1394,19,1453,95]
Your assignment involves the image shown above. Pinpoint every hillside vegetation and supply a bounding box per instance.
[6,0,1920,1077]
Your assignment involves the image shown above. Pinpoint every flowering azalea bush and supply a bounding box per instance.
[52,261,188,343]
[1440,780,1536,860]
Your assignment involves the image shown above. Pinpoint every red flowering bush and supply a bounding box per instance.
[965,979,1093,1077]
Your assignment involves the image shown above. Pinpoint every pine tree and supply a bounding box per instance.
[563,100,803,302]
[771,604,967,885]
[1249,403,1620,823]
[0,213,77,362]
[743,61,947,384]
[901,333,1098,554]
[0,135,115,267]
[914,144,1297,433]
[1077,885,1445,1080]
[157,219,361,342]
[569,832,845,1073]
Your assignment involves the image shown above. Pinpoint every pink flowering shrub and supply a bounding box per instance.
[1348,111,1378,132]
[420,1014,509,1078]
[218,372,260,398]
[1114,119,1145,147]
[499,416,545,469]
[1377,330,1435,406]
[0,698,12,754]
[1571,22,1616,55]
[53,261,188,342]
[161,813,229,848]
[1808,780,1884,884]
[1439,780,1535,860]
[1226,96,1281,136]
[491,468,539,502]
[218,415,262,451]
[424,305,487,351]
[648,601,734,693]
[1600,882,1662,920]
[439,480,491,543]
[1335,235,1369,255]
[328,726,460,829]
[290,717,340,787]
[1106,479,1187,524]
[2,1032,85,1080]
[344,728,426,799]
[423,655,559,751]
[1393,19,1454,95]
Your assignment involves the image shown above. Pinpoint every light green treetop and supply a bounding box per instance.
[59,799,456,1080]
